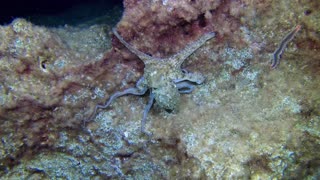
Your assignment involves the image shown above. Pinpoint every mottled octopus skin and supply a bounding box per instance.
[88,28,215,133]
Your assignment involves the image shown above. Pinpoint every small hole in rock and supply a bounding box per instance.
[41,60,47,69]
[304,9,312,16]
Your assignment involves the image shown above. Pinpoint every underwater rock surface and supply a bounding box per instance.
[0,0,320,179]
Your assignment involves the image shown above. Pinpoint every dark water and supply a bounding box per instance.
[0,0,122,26]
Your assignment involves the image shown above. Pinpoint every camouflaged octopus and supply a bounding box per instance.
[88,28,215,133]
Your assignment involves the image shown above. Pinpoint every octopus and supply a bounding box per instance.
[87,28,215,134]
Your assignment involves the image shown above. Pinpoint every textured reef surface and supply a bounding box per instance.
[0,0,320,179]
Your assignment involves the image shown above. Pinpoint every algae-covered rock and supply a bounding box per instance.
[1,0,320,179]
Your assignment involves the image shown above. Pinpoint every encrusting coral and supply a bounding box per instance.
[87,28,215,133]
